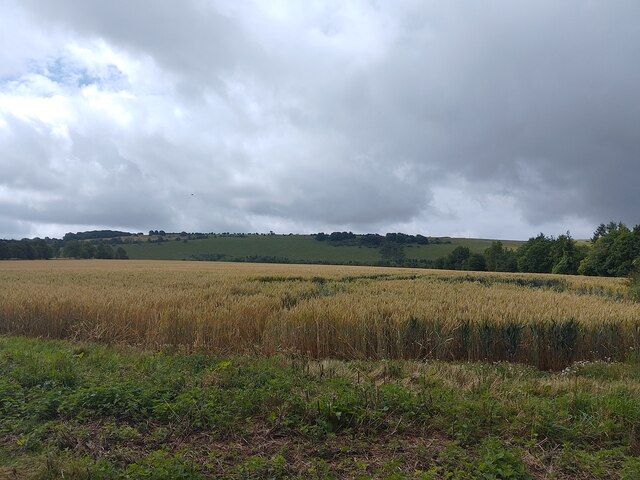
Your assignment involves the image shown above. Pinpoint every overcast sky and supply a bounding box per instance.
[1,1,639,240]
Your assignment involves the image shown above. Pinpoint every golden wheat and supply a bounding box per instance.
[0,260,638,369]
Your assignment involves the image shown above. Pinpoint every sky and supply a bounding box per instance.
[1,1,639,240]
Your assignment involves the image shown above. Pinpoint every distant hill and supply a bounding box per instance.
[116,234,525,265]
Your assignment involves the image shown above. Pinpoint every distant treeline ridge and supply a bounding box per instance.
[2,223,640,281]
[313,224,640,278]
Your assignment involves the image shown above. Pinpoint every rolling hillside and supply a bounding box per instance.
[117,234,524,264]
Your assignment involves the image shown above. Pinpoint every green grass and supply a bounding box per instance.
[2,336,640,479]
[119,235,524,263]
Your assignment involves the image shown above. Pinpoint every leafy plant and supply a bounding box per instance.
[477,438,531,480]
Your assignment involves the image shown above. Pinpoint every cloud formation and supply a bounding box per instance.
[1,1,639,239]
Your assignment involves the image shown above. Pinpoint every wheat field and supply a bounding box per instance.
[1,260,638,369]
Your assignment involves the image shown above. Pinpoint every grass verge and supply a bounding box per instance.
[2,336,640,479]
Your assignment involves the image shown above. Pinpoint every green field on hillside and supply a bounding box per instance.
[119,235,524,263]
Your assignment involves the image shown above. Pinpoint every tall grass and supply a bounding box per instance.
[1,260,638,369]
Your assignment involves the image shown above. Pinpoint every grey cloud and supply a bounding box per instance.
[19,0,263,98]
[1,116,65,192]
[1,1,640,239]
[262,1,640,231]
[0,216,31,239]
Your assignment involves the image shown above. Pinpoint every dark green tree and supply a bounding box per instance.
[579,223,640,276]
[415,234,429,245]
[517,234,554,273]
[80,242,96,259]
[445,246,471,270]
[466,253,487,271]
[95,243,114,259]
[379,242,405,264]
[14,239,36,260]
[359,234,384,247]
[63,240,83,258]
[484,241,518,272]
[0,241,10,259]
[33,238,53,259]
[550,232,585,275]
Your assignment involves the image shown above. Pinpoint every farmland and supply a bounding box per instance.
[0,260,636,370]
[118,234,524,263]
[2,260,640,478]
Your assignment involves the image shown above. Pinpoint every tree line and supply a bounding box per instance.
[3,224,640,279]
[63,230,132,241]
[311,223,640,279]
[315,231,449,246]
[0,236,128,260]
[0,238,61,260]
[394,222,640,278]
[62,241,128,259]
